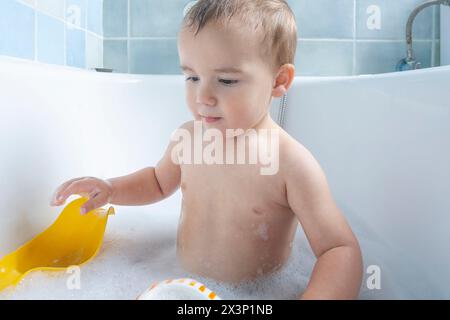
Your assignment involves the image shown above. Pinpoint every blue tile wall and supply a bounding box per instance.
[1,0,442,76]
[355,41,432,74]
[103,0,442,76]
[87,0,104,36]
[0,1,35,60]
[0,0,103,70]
[295,0,440,75]
[356,0,434,40]
[290,0,355,39]
[297,40,354,76]
[103,40,128,73]
[130,0,186,37]
[129,39,179,74]
[66,27,86,68]
[103,0,128,37]
[36,0,65,19]
[37,12,65,65]
[66,0,86,29]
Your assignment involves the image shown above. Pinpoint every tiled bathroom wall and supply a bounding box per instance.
[442,4,450,65]
[102,0,441,76]
[293,0,441,75]
[0,0,103,69]
[0,0,442,76]
[102,0,182,74]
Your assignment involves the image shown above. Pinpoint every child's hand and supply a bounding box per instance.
[50,177,114,215]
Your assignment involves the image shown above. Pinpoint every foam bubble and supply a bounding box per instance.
[0,209,414,300]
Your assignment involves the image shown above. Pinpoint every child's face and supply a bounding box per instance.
[178,21,278,134]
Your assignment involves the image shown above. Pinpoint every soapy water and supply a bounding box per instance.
[0,208,424,300]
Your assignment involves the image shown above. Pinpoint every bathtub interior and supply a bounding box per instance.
[284,68,450,299]
[0,57,449,299]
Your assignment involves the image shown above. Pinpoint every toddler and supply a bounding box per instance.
[51,0,362,299]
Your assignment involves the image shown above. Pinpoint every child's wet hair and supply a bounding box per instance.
[182,0,297,71]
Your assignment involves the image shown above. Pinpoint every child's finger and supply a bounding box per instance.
[80,192,108,215]
[50,177,85,205]
[56,179,94,206]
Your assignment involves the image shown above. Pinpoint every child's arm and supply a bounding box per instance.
[107,138,181,206]
[284,146,363,300]
[51,135,181,213]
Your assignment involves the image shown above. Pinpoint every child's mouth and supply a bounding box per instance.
[202,116,222,123]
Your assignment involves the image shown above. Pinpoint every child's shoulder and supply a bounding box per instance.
[169,120,197,140]
[178,120,196,131]
[278,128,312,161]
[278,129,325,182]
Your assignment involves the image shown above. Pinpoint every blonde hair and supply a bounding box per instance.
[182,0,297,71]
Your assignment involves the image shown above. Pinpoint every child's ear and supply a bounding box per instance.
[272,64,295,98]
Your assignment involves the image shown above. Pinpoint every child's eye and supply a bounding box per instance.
[219,79,239,86]
[185,76,199,82]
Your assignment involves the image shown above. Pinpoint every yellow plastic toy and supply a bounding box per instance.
[0,197,114,292]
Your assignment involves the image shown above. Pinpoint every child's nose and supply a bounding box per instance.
[196,85,217,106]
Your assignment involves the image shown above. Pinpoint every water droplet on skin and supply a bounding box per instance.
[257,267,263,276]
[257,223,269,241]
[271,263,282,272]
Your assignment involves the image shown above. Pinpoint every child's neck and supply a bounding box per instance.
[250,112,278,132]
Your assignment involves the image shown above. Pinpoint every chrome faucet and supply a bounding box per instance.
[397,0,450,71]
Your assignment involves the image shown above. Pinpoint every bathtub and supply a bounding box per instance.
[0,56,449,299]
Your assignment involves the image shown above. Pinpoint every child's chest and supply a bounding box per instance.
[179,163,292,228]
